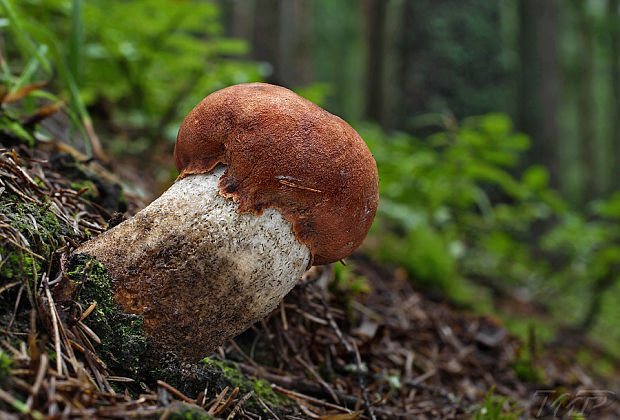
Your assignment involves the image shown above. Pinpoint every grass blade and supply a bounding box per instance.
[0,0,51,73]
[21,20,107,161]
[69,0,83,82]
[11,44,47,92]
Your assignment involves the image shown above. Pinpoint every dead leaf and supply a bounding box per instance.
[3,81,48,104]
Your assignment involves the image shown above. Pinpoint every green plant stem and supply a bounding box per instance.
[0,0,51,73]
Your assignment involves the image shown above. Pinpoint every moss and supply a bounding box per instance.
[0,350,12,384]
[64,254,147,377]
[70,180,98,201]
[0,251,40,281]
[510,355,545,384]
[165,403,217,420]
[201,358,289,409]
[0,199,66,253]
[0,196,69,289]
[150,356,225,399]
[473,387,523,420]
[152,357,291,415]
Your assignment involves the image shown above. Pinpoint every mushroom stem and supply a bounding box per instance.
[75,165,310,361]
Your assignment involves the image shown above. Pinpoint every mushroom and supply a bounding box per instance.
[70,83,379,362]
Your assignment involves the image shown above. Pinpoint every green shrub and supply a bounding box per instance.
[3,0,262,155]
[360,114,620,354]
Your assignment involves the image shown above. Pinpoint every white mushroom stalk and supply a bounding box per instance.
[76,165,310,361]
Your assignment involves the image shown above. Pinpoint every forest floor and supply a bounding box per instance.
[1,113,619,419]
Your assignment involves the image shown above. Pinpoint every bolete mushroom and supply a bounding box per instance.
[69,83,379,362]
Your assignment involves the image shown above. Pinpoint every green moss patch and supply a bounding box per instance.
[0,350,12,384]
[165,403,217,420]
[0,197,68,282]
[64,254,147,377]
[201,358,289,411]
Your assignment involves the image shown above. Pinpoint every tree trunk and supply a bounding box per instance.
[574,0,597,200]
[517,0,560,188]
[609,0,620,190]
[278,0,313,87]
[253,0,280,84]
[380,0,404,132]
[223,0,255,44]
[278,0,297,86]
[396,0,421,132]
[579,265,618,331]
[295,0,313,87]
[363,0,387,124]
[538,0,560,189]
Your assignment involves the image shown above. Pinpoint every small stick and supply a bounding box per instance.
[255,394,281,420]
[26,354,47,408]
[278,179,322,193]
[156,380,195,404]
[78,301,97,322]
[404,380,459,405]
[200,383,209,407]
[353,341,376,420]
[206,386,230,414]
[0,280,21,295]
[212,387,239,417]
[324,306,353,355]
[280,302,288,330]
[158,407,171,420]
[272,385,351,414]
[294,355,340,404]
[226,391,253,420]
[7,284,24,332]
[78,321,102,345]
[228,339,259,368]
[106,376,135,383]
[44,283,62,376]
[0,388,43,420]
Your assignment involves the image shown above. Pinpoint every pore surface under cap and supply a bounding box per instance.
[174,83,379,265]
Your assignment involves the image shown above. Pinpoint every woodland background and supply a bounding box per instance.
[2,0,619,391]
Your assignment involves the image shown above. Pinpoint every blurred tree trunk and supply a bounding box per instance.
[609,0,620,190]
[253,0,280,84]
[539,1,561,189]
[397,0,422,132]
[279,0,313,87]
[221,0,255,44]
[295,0,313,87]
[380,0,404,132]
[363,0,387,124]
[579,265,618,331]
[279,0,297,86]
[573,0,597,200]
[517,0,560,189]
[397,1,506,134]
[223,0,312,89]
[312,0,366,120]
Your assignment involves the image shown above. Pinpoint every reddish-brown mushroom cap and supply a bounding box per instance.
[174,83,379,265]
